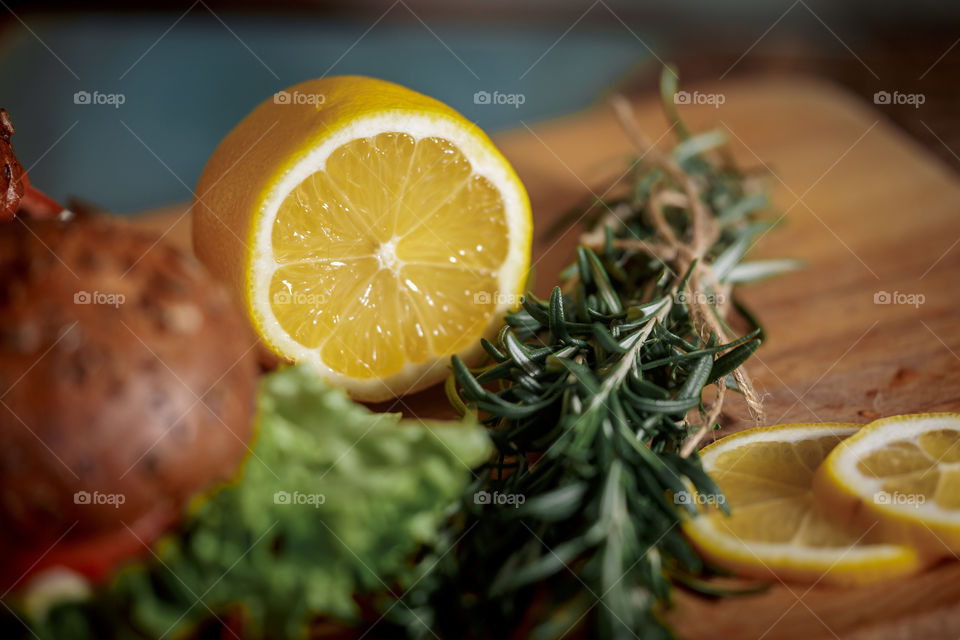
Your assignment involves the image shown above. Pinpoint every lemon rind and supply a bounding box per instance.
[683,516,920,586]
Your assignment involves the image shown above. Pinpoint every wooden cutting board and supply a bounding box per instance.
[133,75,960,639]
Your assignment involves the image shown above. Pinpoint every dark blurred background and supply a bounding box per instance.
[1,0,958,212]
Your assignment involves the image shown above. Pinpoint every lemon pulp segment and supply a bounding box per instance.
[705,432,858,546]
[816,413,960,555]
[854,427,960,509]
[683,423,922,586]
[268,132,508,379]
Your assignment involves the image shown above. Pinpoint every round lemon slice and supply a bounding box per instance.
[682,423,922,586]
[815,412,960,557]
[192,76,532,401]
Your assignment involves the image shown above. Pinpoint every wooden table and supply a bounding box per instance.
[135,75,960,639]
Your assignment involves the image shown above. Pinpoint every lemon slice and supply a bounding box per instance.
[815,413,960,557]
[192,76,531,401]
[682,423,921,586]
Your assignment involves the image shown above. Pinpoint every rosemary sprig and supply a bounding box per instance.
[396,68,796,639]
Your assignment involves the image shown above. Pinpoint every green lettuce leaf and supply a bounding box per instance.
[29,365,490,639]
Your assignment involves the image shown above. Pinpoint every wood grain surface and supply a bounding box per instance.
[133,75,960,639]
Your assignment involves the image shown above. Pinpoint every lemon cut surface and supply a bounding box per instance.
[683,423,921,586]
[816,413,960,557]
[193,76,532,400]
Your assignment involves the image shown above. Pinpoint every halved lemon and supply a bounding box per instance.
[815,413,960,557]
[682,423,922,586]
[192,76,531,401]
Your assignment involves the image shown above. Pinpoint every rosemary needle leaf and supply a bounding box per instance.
[630,377,672,400]
[677,353,714,399]
[548,286,571,344]
[451,354,490,402]
[404,65,792,640]
[659,65,688,139]
[626,393,701,415]
[593,322,628,355]
[481,337,509,362]
[517,482,589,521]
[711,233,753,281]
[490,536,592,595]
[504,332,542,377]
[725,258,805,283]
[584,248,623,314]
[719,192,768,223]
[552,356,601,395]
[522,294,551,324]
[673,129,727,166]
[708,338,762,384]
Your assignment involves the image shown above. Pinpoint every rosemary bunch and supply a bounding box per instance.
[395,68,797,640]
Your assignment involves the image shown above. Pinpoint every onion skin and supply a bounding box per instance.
[0,216,258,591]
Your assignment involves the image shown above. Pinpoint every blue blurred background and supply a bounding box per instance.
[1,1,957,212]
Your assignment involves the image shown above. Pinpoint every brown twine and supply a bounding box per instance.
[581,97,765,457]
